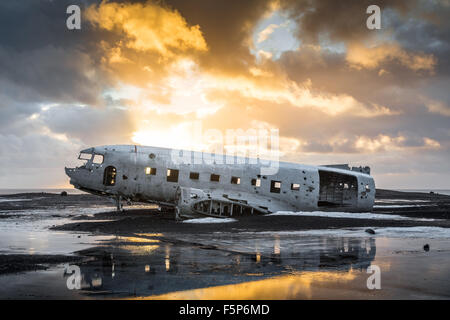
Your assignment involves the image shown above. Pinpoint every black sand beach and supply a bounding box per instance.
[0,189,450,299]
[53,188,450,233]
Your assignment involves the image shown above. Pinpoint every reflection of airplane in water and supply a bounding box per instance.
[69,235,376,297]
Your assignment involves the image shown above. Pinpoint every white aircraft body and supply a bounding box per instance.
[65,145,375,219]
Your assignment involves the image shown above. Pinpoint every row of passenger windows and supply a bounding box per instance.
[269,181,299,193]
[144,167,301,192]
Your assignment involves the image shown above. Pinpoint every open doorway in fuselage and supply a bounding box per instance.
[318,170,358,208]
[103,166,117,186]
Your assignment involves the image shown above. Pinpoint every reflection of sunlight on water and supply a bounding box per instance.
[135,233,164,237]
[165,245,171,271]
[136,271,358,300]
[0,229,115,255]
[117,236,160,243]
[274,235,280,255]
[91,277,102,287]
[108,235,162,254]
[71,233,450,299]
[117,245,160,255]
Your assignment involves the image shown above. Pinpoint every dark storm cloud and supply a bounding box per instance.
[0,0,444,107]
[279,0,414,43]
[0,0,86,51]
[0,0,449,188]
[79,0,276,82]
[276,0,449,87]
[0,0,131,187]
[0,0,114,106]
[0,80,41,130]
[0,45,108,105]
[163,0,274,75]
[391,1,450,79]
[278,46,434,109]
[271,0,450,150]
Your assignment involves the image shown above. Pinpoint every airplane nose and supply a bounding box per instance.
[65,167,76,179]
[65,167,80,188]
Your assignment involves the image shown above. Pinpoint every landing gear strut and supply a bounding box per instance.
[175,206,181,221]
[115,195,124,212]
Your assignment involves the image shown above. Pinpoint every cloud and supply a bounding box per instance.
[0,0,449,189]
[346,43,437,73]
[81,0,211,88]
[0,133,85,188]
[164,0,274,75]
[354,134,440,153]
[423,98,450,117]
[277,44,440,121]
[257,23,280,43]
[39,104,136,146]
[257,50,274,60]
[0,45,109,105]
[279,0,414,44]
[86,1,208,56]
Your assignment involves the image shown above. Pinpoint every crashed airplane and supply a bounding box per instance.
[65,145,375,219]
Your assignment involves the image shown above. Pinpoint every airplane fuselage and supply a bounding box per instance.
[65,145,375,219]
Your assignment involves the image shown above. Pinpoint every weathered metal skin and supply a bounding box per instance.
[65,145,375,219]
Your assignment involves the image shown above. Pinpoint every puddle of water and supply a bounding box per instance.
[0,266,85,299]
[0,198,35,203]
[182,218,237,224]
[0,228,114,255]
[269,211,436,221]
[0,207,116,219]
[235,226,450,239]
[131,234,450,299]
[0,206,116,255]
[5,228,448,299]
[1,230,449,299]
[0,201,449,299]
[373,205,433,209]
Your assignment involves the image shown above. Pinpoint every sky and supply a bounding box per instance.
[0,0,449,189]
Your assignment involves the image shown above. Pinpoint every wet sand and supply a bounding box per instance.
[0,254,83,274]
[0,189,449,299]
[49,188,450,234]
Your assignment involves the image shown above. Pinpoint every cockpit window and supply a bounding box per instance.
[79,153,92,161]
[78,152,103,165]
[77,152,92,167]
[93,154,104,164]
